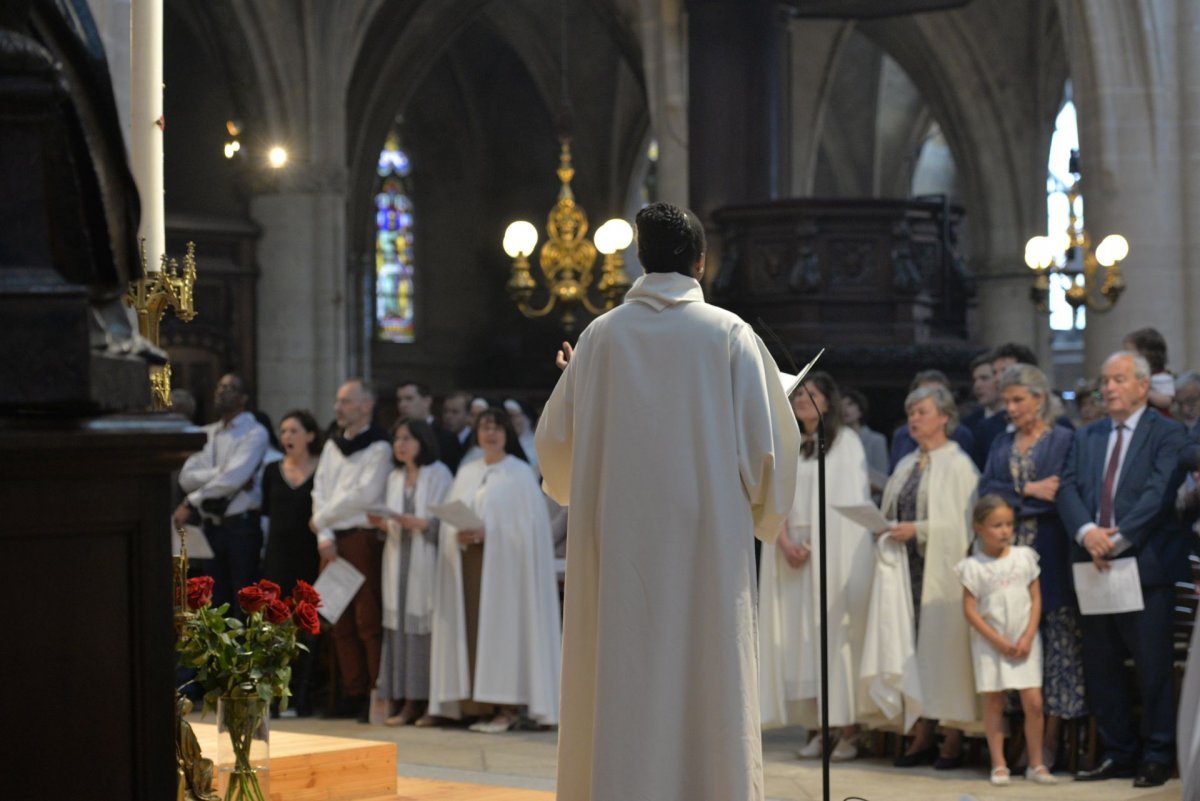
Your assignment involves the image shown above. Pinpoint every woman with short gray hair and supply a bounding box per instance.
[980,364,1083,767]
[878,384,979,768]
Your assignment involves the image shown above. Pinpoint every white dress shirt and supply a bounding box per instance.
[310,437,393,543]
[178,411,270,519]
[1075,404,1145,554]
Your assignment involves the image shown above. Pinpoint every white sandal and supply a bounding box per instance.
[990,767,1011,786]
[1025,765,1058,784]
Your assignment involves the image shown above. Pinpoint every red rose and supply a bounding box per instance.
[186,576,214,609]
[237,586,271,614]
[263,599,291,624]
[256,579,282,601]
[293,601,321,636]
[292,579,321,608]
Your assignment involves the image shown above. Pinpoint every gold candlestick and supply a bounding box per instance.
[124,239,198,410]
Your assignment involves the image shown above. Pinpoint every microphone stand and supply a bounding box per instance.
[801,382,831,801]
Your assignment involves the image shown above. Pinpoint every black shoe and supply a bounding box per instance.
[323,695,367,720]
[893,745,937,768]
[1075,757,1136,782]
[933,752,964,771]
[1132,761,1170,788]
[355,699,371,724]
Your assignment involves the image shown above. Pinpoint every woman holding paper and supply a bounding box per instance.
[759,372,874,760]
[367,418,452,726]
[428,407,561,732]
[881,384,978,769]
[978,364,1083,767]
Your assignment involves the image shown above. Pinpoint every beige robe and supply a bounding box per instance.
[880,440,979,727]
[759,428,874,729]
[536,272,799,801]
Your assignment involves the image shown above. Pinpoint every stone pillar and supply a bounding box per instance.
[252,176,349,423]
[635,0,689,207]
[1061,0,1191,374]
[687,0,783,220]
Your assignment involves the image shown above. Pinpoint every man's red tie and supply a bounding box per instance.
[1099,423,1124,527]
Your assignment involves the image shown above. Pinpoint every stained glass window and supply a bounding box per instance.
[375,130,415,343]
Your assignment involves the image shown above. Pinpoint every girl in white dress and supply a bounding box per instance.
[955,495,1056,787]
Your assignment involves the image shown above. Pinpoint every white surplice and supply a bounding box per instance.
[427,455,561,725]
[536,272,800,801]
[880,441,980,728]
[759,428,874,729]
[859,534,923,733]
[380,461,453,633]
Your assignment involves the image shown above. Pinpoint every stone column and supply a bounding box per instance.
[635,0,689,207]
[1061,0,1191,374]
[687,0,784,220]
[251,167,349,423]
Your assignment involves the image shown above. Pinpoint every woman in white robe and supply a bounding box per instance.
[428,407,561,731]
[366,418,453,726]
[760,372,874,761]
[879,385,979,768]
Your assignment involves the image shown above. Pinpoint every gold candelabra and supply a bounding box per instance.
[502,138,634,332]
[124,240,198,409]
[1025,152,1128,314]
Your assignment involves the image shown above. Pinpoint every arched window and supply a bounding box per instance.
[374,130,416,343]
[1046,93,1084,331]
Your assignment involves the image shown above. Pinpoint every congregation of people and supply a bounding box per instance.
[762,326,1200,790]
[172,322,1199,790]
[174,378,562,733]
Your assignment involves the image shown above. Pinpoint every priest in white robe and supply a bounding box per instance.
[759,372,874,762]
[536,202,800,801]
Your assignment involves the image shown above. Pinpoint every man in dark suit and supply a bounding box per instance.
[1057,350,1189,788]
[396,381,463,472]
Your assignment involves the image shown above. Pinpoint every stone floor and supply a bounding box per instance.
[270,717,1184,801]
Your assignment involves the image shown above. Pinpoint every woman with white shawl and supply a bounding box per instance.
[429,407,561,732]
[367,418,452,726]
[759,372,874,761]
[879,384,978,769]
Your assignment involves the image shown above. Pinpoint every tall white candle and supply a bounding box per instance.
[130,0,164,271]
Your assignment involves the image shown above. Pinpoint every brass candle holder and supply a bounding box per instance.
[124,239,198,410]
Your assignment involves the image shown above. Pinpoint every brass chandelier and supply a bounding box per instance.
[1025,150,1128,313]
[502,138,633,333]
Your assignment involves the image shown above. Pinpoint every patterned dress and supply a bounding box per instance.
[897,454,927,633]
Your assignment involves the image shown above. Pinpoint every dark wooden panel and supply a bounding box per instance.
[0,418,204,800]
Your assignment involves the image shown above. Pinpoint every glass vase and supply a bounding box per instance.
[216,695,270,801]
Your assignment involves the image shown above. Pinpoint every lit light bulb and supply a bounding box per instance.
[503,221,538,258]
[268,146,288,169]
[1096,234,1128,266]
[594,218,634,255]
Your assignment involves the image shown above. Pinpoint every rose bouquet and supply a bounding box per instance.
[178,577,322,801]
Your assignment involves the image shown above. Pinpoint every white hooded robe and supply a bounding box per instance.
[536,272,799,801]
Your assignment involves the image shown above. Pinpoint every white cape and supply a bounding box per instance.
[537,272,800,801]
[427,455,561,724]
[880,441,980,729]
[759,429,874,729]
[858,534,923,732]
[381,461,453,633]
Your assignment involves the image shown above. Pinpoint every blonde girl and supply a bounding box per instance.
[955,495,1056,787]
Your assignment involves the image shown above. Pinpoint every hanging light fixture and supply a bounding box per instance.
[500,0,633,332]
[1026,149,1128,313]
[502,140,633,332]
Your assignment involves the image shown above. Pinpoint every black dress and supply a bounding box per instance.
[261,461,318,595]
